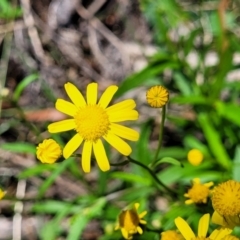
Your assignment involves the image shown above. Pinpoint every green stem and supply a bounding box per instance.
[110,160,129,166]
[152,105,166,166]
[145,226,163,233]
[128,156,176,197]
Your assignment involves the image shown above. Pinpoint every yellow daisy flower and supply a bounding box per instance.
[184,178,214,205]
[48,82,139,173]
[36,139,62,164]
[175,214,232,240]
[115,203,147,239]
[146,85,169,108]
[187,149,204,166]
[161,230,183,240]
[211,180,240,228]
[0,188,6,199]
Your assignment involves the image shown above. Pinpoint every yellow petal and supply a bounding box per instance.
[185,199,194,205]
[63,134,83,159]
[121,228,130,240]
[82,141,92,173]
[139,211,147,219]
[48,119,75,133]
[209,228,232,240]
[137,226,143,234]
[87,83,98,105]
[108,110,139,122]
[93,139,110,172]
[212,211,225,227]
[98,85,118,109]
[104,132,132,156]
[174,217,195,240]
[56,99,78,116]
[106,99,136,113]
[198,214,209,237]
[110,123,139,141]
[64,82,86,107]
[134,203,140,210]
[140,219,147,224]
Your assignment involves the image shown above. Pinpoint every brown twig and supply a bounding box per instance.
[76,4,130,73]
[19,0,52,65]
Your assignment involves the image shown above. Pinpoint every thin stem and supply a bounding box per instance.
[110,160,129,166]
[145,226,163,233]
[0,25,14,119]
[152,105,166,166]
[128,156,177,197]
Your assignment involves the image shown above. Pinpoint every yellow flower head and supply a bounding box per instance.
[184,178,214,205]
[0,188,6,199]
[187,149,204,166]
[115,203,147,239]
[175,214,232,240]
[146,85,169,108]
[48,82,139,173]
[36,139,62,164]
[211,180,240,228]
[161,230,183,240]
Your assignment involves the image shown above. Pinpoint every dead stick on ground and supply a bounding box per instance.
[20,0,51,65]
[76,4,130,73]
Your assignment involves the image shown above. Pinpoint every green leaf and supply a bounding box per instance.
[67,198,106,240]
[183,135,210,156]
[233,146,240,181]
[0,0,22,19]
[215,101,240,126]
[40,221,62,240]
[155,157,183,167]
[40,203,72,240]
[173,72,192,96]
[158,161,216,185]
[111,172,151,186]
[12,73,39,101]
[136,120,153,165]
[158,147,188,159]
[198,113,231,170]
[38,158,74,198]
[0,142,36,154]
[18,164,57,179]
[171,95,209,105]
[67,214,89,240]
[115,61,179,98]
[32,201,73,214]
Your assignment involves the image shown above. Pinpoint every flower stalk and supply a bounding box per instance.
[152,105,166,167]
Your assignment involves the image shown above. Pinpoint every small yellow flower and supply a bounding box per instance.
[48,82,139,173]
[115,203,147,239]
[146,85,169,108]
[161,230,183,240]
[187,149,204,166]
[36,139,62,164]
[0,188,6,199]
[175,214,232,240]
[211,180,240,228]
[184,178,213,205]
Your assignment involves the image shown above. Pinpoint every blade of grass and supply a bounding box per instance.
[12,73,39,101]
[198,113,231,170]
[38,157,74,198]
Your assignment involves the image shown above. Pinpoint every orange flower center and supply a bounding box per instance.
[212,180,240,216]
[187,183,210,204]
[119,209,139,233]
[74,105,110,141]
